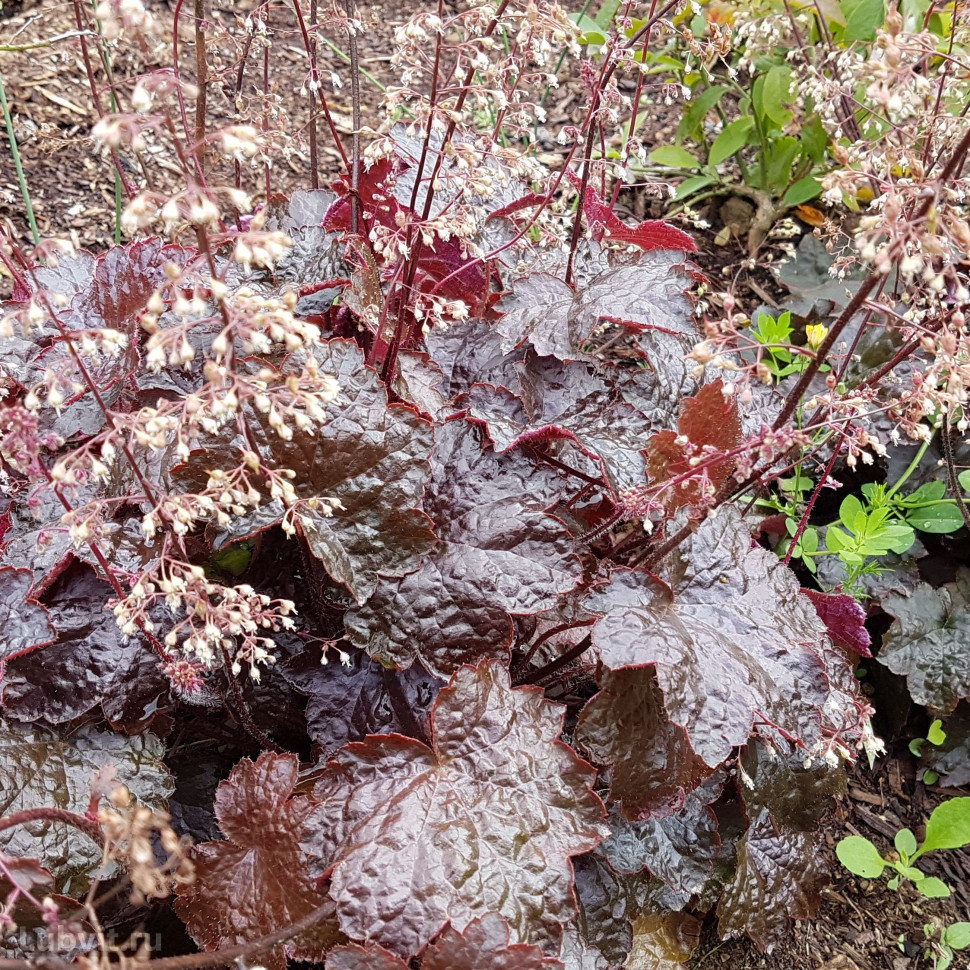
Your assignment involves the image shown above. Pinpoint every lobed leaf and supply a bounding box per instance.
[301,662,607,957]
[879,570,970,713]
[174,752,342,970]
[0,567,56,663]
[345,421,582,676]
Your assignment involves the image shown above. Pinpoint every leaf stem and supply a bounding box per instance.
[0,808,103,847]
[0,68,39,244]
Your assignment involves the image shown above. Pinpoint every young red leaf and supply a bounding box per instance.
[301,661,607,957]
[801,588,872,657]
[174,752,342,970]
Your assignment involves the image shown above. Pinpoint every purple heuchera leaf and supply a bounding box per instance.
[586,508,838,767]
[801,589,871,657]
[344,420,583,676]
[175,752,341,970]
[879,569,970,713]
[0,567,56,662]
[301,661,607,958]
[327,914,564,970]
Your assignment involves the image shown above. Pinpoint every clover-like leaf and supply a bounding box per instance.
[301,662,607,957]
[345,421,583,676]
[598,776,724,897]
[174,752,342,970]
[465,354,649,492]
[328,914,563,970]
[879,569,970,713]
[0,567,55,662]
[575,666,712,820]
[0,720,172,889]
[586,507,832,767]
[198,339,436,604]
[1,564,169,730]
[280,645,441,756]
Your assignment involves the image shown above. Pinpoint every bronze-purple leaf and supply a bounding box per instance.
[344,421,583,676]
[0,566,56,663]
[301,662,607,958]
[174,752,342,970]
[586,508,834,767]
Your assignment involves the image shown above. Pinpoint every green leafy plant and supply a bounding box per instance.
[836,797,970,899]
[922,920,970,970]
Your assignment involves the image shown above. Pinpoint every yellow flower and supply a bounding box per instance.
[806,324,829,353]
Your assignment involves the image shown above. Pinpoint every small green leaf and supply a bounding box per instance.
[901,480,947,504]
[761,65,794,125]
[909,737,925,757]
[675,174,717,200]
[841,0,885,40]
[799,115,829,165]
[709,117,755,166]
[836,836,887,878]
[678,84,729,140]
[895,828,918,859]
[928,719,947,746]
[924,769,940,785]
[898,865,925,881]
[917,876,951,898]
[887,875,900,890]
[783,176,822,206]
[594,0,623,31]
[923,797,970,853]
[839,495,865,534]
[959,469,970,492]
[649,146,700,168]
[905,502,966,534]
[943,923,970,950]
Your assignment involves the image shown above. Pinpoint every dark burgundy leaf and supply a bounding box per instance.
[1,564,169,729]
[716,815,826,951]
[0,567,56,662]
[801,589,872,657]
[466,354,649,491]
[0,720,172,889]
[586,508,833,767]
[328,914,562,970]
[575,666,712,820]
[392,351,449,419]
[198,339,436,604]
[572,176,697,253]
[716,742,843,950]
[344,421,583,676]
[280,644,441,755]
[425,317,522,398]
[878,569,970,713]
[301,662,607,957]
[496,275,576,361]
[0,485,79,593]
[599,778,724,897]
[624,910,702,969]
[174,752,342,970]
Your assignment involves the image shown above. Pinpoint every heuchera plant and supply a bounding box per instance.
[9,0,970,965]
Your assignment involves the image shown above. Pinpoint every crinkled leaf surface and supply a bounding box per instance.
[599,776,724,897]
[425,318,522,398]
[466,354,649,491]
[575,666,712,820]
[281,645,441,756]
[1,564,169,729]
[801,589,871,657]
[392,351,449,420]
[0,720,172,888]
[200,340,435,604]
[0,485,81,592]
[0,567,55,662]
[623,911,701,970]
[879,569,970,713]
[345,421,582,676]
[586,508,831,766]
[174,752,342,970]
[301,662,607,957]
[328,914,563,970]
[716,742,844,950]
